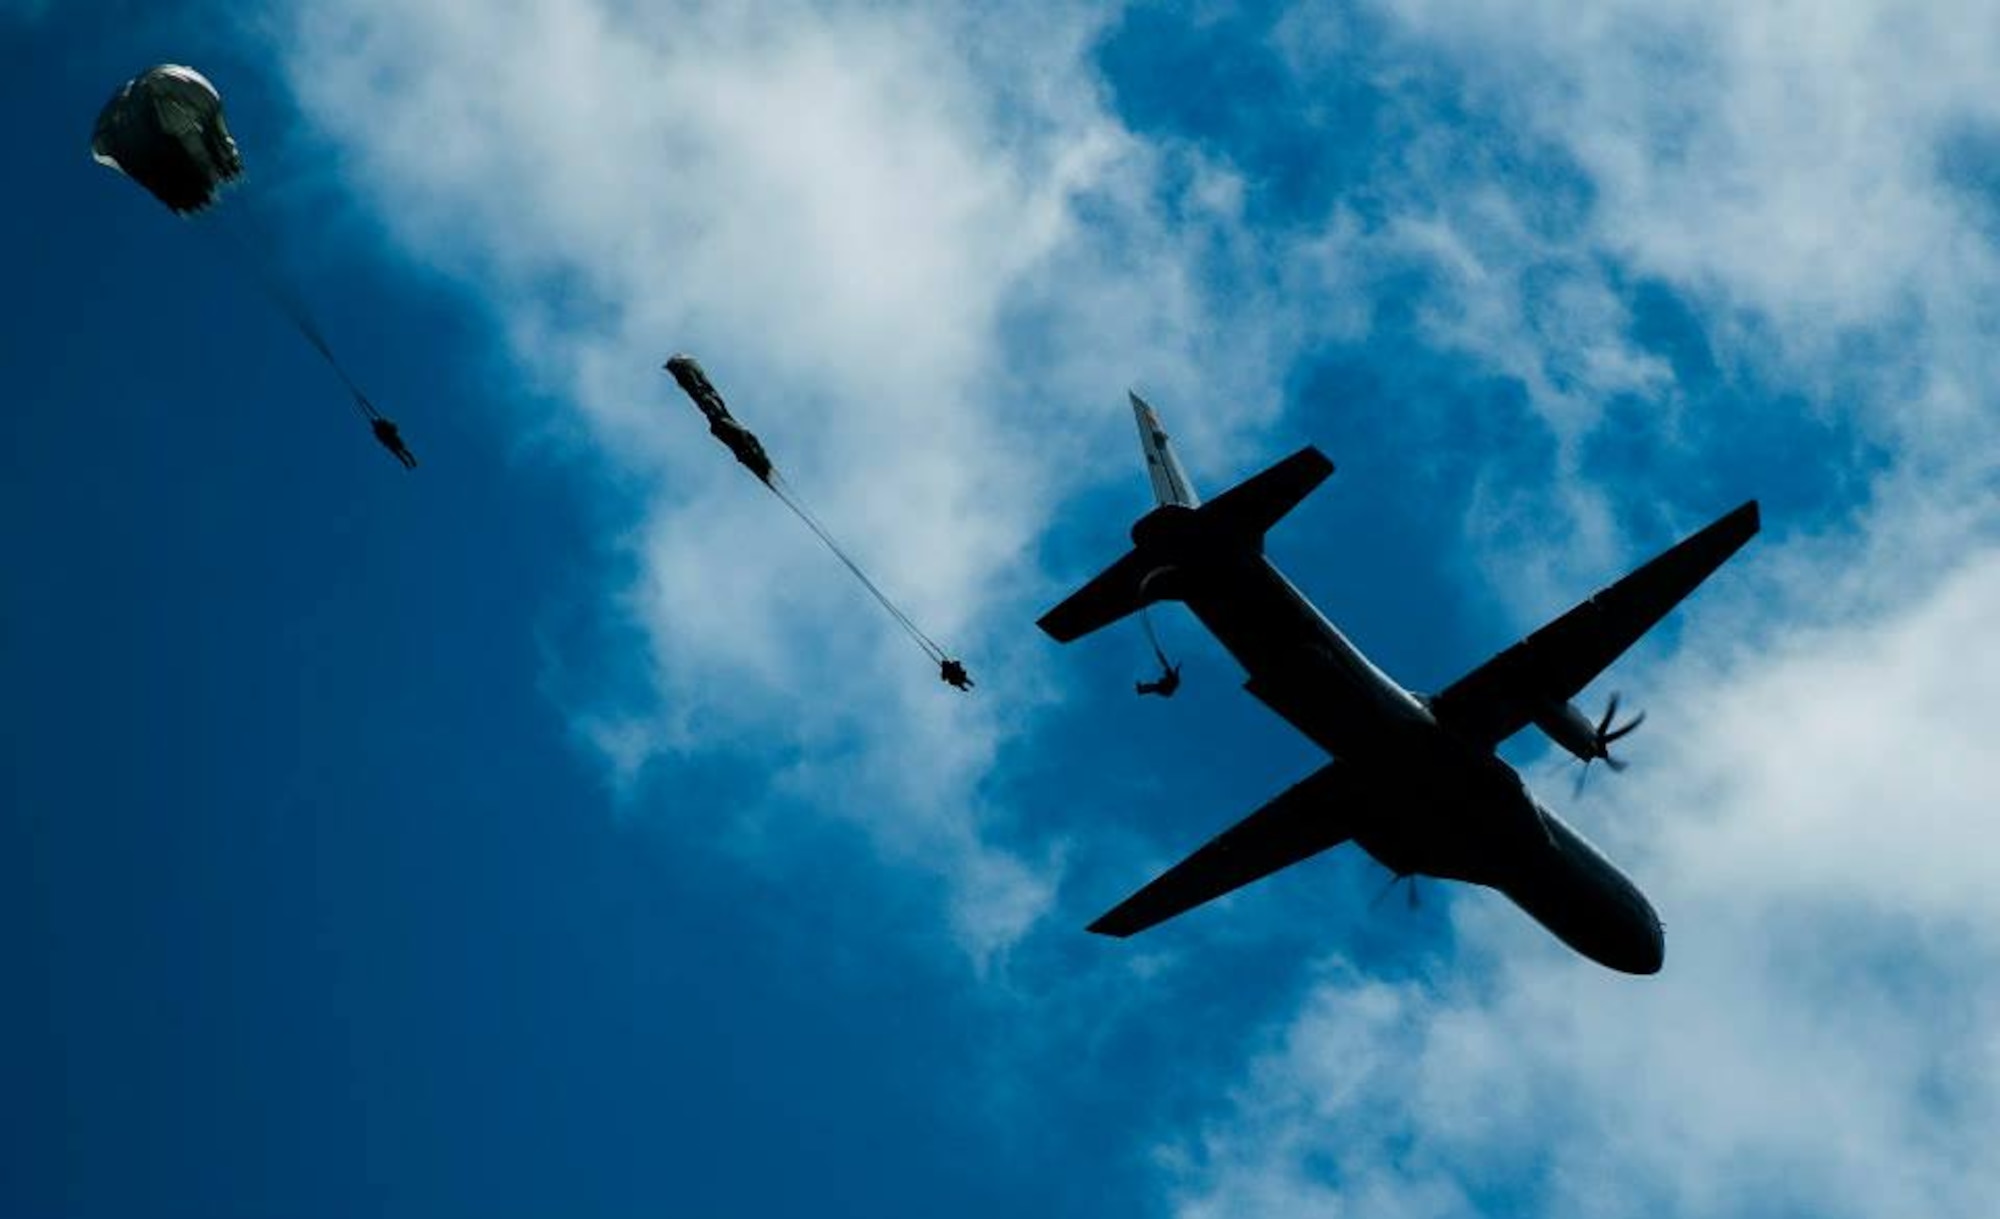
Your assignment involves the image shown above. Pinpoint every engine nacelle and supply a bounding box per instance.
[1532,699,1603,764]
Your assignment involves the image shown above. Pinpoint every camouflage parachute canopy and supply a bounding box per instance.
[92,65,244,215]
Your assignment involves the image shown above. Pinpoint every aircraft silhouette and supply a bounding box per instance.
[1039,394,1760,973]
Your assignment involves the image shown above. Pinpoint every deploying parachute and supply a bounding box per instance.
[664,356,973,691]
[91,65,243,215]
[91,64,416,469]
[667,355,774,485]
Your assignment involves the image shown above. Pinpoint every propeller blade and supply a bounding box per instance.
[1369,873,1400,910]
[1370,871,1423,913]
[1597,693,1622,736]
[1604,709,1647,743]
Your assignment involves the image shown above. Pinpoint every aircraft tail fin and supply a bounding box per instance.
[1037,446,1334,643]
[1132,390,1332,536]
[1131,391,1200,508]
[1039,397,1334,644]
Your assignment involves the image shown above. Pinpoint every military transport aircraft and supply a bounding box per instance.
[1038,395,1759,973]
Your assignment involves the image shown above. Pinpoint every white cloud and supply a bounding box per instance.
[272,0,1346,958]
[1354,0,2000,391]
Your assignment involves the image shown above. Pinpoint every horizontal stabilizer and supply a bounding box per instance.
[1090,760,1369,937]
[1200,446,1334,543]
[1037,548,1162,644]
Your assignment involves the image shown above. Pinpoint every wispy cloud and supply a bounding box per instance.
[1258,0,2000,619]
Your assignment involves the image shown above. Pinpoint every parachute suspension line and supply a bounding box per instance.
[212,193,382,422]
[764,472,950,665]
[1139,600,1175,672]
[767,473,948,664]
[1137,567,1177,671]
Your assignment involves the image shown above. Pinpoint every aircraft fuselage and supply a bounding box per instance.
[1139,505,1665,974]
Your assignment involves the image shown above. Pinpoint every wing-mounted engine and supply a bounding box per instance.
[1533,694,1646,793]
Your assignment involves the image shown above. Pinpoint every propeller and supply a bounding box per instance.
[1572,692,1647,796]
[1369,870,1422,912]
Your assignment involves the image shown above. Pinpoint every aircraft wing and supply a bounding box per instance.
[1089,760,1371,937]
[1430,500,1760,749]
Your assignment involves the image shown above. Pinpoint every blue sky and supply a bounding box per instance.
[6,2,2000,1217]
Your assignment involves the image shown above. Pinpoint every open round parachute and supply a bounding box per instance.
[92,65,244,215]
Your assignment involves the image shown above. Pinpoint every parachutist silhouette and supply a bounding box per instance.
[1135,661,1181,698]
[940,658,974,691]
[371,417,418,469]
[95,65,412,460]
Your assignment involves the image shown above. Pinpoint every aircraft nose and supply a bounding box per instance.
[1625,917,1665,975]
[1610,902,1665,975]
